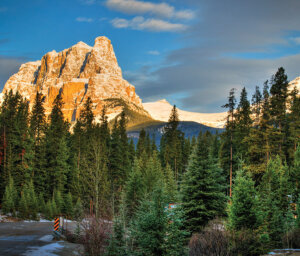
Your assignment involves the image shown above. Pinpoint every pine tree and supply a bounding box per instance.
[1,176,18,215]
[291,145,300,202]
[164,164,178,203]
[288,87,300,160]
[106,217,126,256]
[125,158,145,220]
[38,193,46,213]
[18,191,29,219]
[143,151,164,195]
[228,168,258,230]
[220,88,237,197]
[25,180,39,220]
[45,200,53,220]
[54,190,64,214]
[30,92,47,194]
[160,105,185,181]
[164,207,189,256]
[137,129,146,158]
[129,187,167,256]
[45,94,69,195]
[258,157,291,246]
[64,192,74,218]
[235,87,252,160]
[181,135,226,233]
[251,86,262,126]
[73,198,84,221]
[0,90,33,198]
[296,196,300,228]
[269,67,289,159]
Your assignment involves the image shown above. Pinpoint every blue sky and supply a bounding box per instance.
[1,0,300,112]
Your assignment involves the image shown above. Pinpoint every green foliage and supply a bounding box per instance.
[18,192,28,219]
[44,94,69,195]
[258,156,291,247]
[73,198,84,221]
[124,158,145,220]
[106,217,126,256]
[296,196,300,228]
[64,192,74,218]
[181,134,226,233]
[160,105,185,181]
[129,187,167,256]
[163,164,178,203]
[38,193,46,213]
[1,176,18,215]
[164,207,189,256]
[54,190,64,214]
[228,168,258,230]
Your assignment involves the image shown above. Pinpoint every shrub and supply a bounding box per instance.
[189,230,230,256]
[282,228,300,249]
[81,215,112,256]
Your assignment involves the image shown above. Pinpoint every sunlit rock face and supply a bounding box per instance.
[2,36,149,122]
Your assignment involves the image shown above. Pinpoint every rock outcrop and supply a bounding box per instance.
[2,36,150,122]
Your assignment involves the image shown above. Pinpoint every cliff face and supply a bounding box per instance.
[2,36,150,122]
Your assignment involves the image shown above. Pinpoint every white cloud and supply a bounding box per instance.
[148,50,160,55]
[111,16,186,32]
[291,37,300,45]
[76,17,94,22]
[106,0,194,20]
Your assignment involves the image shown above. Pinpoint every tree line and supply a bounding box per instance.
[0,67,299,255]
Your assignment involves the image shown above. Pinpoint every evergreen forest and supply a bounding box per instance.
[0,67,300,255]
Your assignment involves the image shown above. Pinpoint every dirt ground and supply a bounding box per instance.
[0,221,83,256]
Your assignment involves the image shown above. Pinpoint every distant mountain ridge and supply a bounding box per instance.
[143,99,227,128]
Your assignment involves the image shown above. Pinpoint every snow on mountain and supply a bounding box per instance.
[143,99,227,128]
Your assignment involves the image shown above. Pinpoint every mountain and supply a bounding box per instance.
[1,36,152,127]
[127,121,223,145]
[1,36,299,130]
[143,99,227,128]
[143,77,300,129]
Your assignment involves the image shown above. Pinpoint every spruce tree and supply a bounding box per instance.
[64,192,74,218]
[137,129,146,158]
[25,180,39,220]
[251,85,262,126]
[38,193,46,214]
[288,87,300,160]
[220,88,237,197]
[291,145,300,202]
[269,67,289,159]
[160,105,185,181]
[235,87,252,160]
[54,190,64,214]
[181,135,226,233]
[259,157,291,246]
[164,164,178,203]
[30,92,47,194]
[164,207,189,256]
[129,187,167,256]
[228,168,258,230]
[1,176,18,215]
[45,94,69,195]
[106,217,126,256]
[125,158,145,219]
[18,192,29,219]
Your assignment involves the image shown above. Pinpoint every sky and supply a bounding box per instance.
[0,0,300,112]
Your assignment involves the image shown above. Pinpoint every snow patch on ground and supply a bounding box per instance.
[39,235,53,242]
[22,242,64,256]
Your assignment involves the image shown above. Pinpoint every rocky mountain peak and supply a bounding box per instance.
[1,36,150,123]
